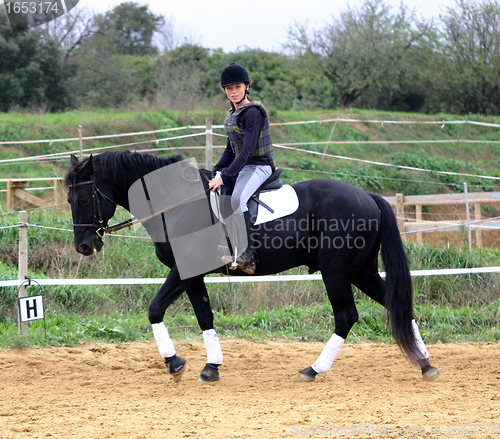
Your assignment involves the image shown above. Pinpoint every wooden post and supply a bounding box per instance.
[464,183,472,252]
[7,181,28,211]
[395,193,405,236]
[416,204,423,244]
[5,178,66,212]
[6,180,14,211]
[205,117,213,170]
[78,125,83,161]
[322,119,338,159]
[17,210,28,335]
[474,202,482,249]
[53,179,68,211]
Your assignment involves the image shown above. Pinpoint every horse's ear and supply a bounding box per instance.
[88,155,95,172]
[77,154,95,175]
[70,154,79,167]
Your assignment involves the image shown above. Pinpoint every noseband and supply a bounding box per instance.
[69,178,117,239]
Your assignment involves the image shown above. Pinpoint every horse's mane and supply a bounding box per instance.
[65,151,182,187]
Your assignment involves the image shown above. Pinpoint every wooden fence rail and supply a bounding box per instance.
[1,178,67,212]
[384,191,500,248]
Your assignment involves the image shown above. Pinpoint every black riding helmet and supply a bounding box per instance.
[220,63,250,88]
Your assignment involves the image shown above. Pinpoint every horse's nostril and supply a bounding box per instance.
[77,243,91,255]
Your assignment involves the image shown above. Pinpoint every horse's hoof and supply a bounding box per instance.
[165,355,187,383]
[298,366,317,382]
[422,366,440,382]
[199,363,220,383]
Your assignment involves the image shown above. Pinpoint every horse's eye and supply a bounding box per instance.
[79,197,91,207]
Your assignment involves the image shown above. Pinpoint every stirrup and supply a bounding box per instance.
[236,250,257,274]
[218,244,233,266]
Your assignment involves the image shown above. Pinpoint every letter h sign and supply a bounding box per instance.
[19,295,45,322]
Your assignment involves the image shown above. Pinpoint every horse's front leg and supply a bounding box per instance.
[149,265,192,383]
[186,279,223,383]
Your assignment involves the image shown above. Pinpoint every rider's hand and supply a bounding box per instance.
[209,175,223,191]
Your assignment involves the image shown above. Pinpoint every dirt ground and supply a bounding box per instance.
[1,340,499,439]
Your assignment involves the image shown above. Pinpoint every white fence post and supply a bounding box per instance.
[205,117,213,170]
[17,210,28,335]
[78,125,83,160]
[464,183,472,253]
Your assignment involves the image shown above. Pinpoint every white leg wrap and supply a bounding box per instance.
[312,333,345,374]
[152,322,176,358]
[203,329,223,365]
[412,319,430,359]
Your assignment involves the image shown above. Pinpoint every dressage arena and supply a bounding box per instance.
[1,339,499,438]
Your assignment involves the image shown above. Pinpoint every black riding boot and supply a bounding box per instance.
[235,211,257,274]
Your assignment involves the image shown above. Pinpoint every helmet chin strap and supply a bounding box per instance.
[235,88,248,105]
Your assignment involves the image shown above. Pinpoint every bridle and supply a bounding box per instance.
[69,168,214,238]
[69,178,118,238]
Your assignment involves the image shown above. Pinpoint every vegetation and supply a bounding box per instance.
[2,0,500,114]
[1,108,500,196]
[2,0,500,347]
[0,192,499,348]
[1,299,500,349]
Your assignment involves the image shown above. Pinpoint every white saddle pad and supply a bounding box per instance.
[254,184,299,225]
[209,184,299,225]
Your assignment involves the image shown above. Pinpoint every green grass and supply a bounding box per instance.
[1,299,499,349]
[1,109,500,349]
[1,108,500,194]
[1,206,500,349]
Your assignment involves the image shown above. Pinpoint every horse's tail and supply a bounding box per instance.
[369,193,419,364]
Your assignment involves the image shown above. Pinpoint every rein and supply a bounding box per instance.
[70,169,213,236]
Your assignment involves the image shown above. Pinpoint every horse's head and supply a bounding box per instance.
[65,154,117,256]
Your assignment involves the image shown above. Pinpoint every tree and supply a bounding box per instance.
[0,9,73,112]
[153,44,220,110]
[66,2,164,108]
[95,2,164,56]
[438,0,500,114]
[41,6,95,62]
[288,0,436,110]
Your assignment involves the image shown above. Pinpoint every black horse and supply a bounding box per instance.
[65,151,439,383]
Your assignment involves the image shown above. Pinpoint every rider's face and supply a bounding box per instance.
[224,83,248,105]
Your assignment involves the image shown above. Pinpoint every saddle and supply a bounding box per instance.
[248,168,284,219]
[218,168,284,220]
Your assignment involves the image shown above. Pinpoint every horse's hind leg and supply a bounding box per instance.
[353,267,440,382]
[186,279,223,383]
[299,272,358,382]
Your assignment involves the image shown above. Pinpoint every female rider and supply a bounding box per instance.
[208,63,276,274]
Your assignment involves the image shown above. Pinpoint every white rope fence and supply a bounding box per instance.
[1,116,499,183]
[3,216,500,237]
[1,116,498,149]
[0,124,213,146]
[273,143,500,181]
[400,215,500,235]
[1,266,500,288]
[270,117,500,129]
